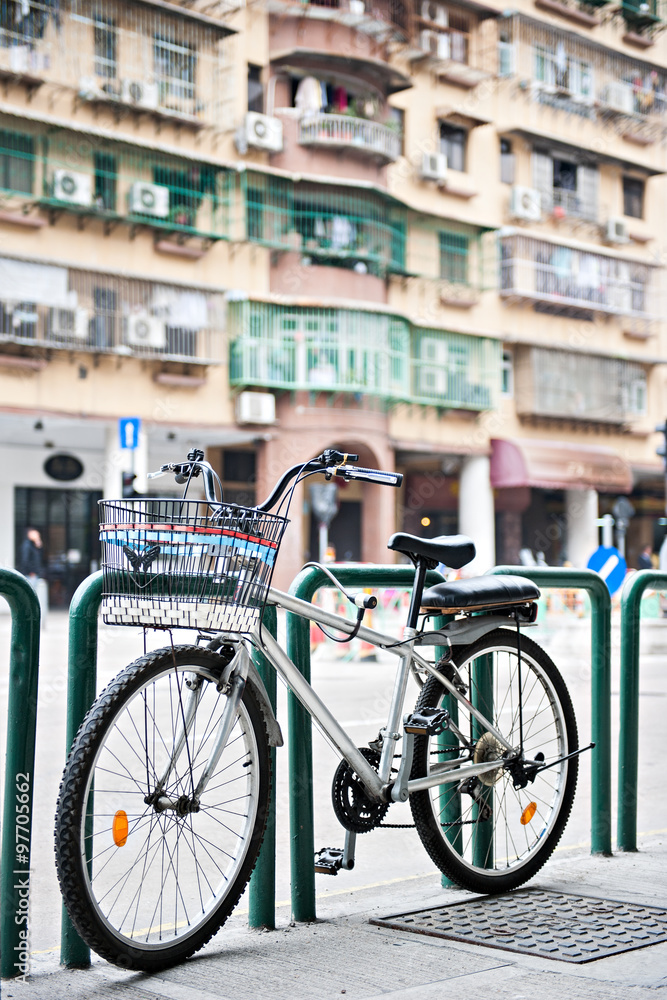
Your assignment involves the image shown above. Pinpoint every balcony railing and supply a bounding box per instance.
[500,235,660,319]
[0,123,231,242]
[541,187,598,223]
[299,114,401,163]
[0,0,234,129]
[500,14,667,134]
[242,171,405,275]
[515,346,647,424]
[263,0,407,40]
[0,258,224,363]
[228,301,501,410]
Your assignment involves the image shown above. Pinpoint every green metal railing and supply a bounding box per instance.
[490,566,612,856]
[0,569,41,980]
[60,572,279,966]
[285,564,445,922]
[617,569,667,851]
[228,300,502,412]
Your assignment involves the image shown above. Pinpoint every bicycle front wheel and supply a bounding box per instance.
[55,645,271,971]
[410,629,578,894]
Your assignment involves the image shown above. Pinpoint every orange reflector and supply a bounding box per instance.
[112,809,129,847]
[521,801,537,825]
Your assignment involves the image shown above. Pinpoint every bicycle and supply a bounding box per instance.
[55,448,589,972]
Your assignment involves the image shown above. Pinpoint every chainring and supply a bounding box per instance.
[331,747,389,833]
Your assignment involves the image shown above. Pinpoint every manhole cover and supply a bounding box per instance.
[370,889,667,963]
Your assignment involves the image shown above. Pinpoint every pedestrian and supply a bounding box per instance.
[637,543,653,570]
[18,527,44,590]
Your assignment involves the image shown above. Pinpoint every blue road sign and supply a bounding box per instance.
[587,545,627,595]
[119,417,141,450]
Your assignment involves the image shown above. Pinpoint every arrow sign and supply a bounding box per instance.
[587,545,627,595]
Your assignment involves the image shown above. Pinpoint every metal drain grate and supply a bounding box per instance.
[370,889,667,963]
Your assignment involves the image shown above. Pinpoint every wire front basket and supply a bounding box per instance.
[99,498,289,632]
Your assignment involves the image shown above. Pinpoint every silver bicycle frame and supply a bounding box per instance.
[251,587,516,802]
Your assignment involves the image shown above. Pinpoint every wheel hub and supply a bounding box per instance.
[473,732,505,786]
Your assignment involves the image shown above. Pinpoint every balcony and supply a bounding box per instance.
[397,224,497,307]
[0,1,235,130]
[500,14,667,137]
[500,234,660,320]
[242,170,406,275]
[299,113,402,163]
[0,123,231,245]
[264,0,407,40]
[0,258,224,363]
[228,300,501,410]
[541,187,599,223]
[515,346,647,424]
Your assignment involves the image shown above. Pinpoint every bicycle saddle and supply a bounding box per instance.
[387,532,475,570]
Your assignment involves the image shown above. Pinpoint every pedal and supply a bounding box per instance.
[314,847,345,875]
[404,707,450,736]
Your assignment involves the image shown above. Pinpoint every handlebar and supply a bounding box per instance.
[146,447,403,511]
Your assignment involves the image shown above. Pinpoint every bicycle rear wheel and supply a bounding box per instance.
[410,629,578,894]
[55,645,271,971]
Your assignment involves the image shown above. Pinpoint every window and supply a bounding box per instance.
[247,64,263,114]
[387,106,405,154]
[93,14,117,79]
[501,349,513,396]
[154,36,196,110]
[623,176,644,219]
[439,122,466,172]
[0,130,33,194]
[533,44,592,100]
[93,152,116,211]
[500,138,514,184]
[553,158,577,193]
[439,231,469,284]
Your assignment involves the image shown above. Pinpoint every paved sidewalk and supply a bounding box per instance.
[9,837,667,1000]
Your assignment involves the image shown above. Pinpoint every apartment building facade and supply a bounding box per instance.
[0,0,664,603]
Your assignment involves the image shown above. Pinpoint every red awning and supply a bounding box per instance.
[490,438,633,493]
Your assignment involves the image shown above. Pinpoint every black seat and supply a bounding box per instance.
[421,575,540,613]
[387,532,475,570]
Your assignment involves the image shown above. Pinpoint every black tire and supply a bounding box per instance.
[410,629,578,894]
[55,645,271,971]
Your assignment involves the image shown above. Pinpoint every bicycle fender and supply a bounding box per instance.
[246,659,284,748]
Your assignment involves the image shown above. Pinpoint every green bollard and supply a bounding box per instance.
[617,569,667,852]
[0,569,40,980]
[286,565,445,921]
[249,604,278,928]
[60,571,103,968]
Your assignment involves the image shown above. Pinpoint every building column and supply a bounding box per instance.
[458,455,495,573]
[566,488,598,568]
[103,424,124,499]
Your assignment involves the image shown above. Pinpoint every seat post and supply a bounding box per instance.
[406,558,430,631]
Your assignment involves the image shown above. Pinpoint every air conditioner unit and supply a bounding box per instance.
[420,151,448,182]
[510,185,542,222]
[53,169,93,207]
[79,76,103,100]
[236,391,276,425]
[606,216,630,244]
[349,0,365,12]
[127,311,166,349]
[421,0,448,25]
[420,30,439,56]
[121,79,159,110]
[128,181,170,218]
[602,82,634,115]
[244,112,283,153]
[48,307,90,341]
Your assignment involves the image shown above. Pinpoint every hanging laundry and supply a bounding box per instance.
[295,76,323,114]
[331,216,355,249]
[333,86,348,112]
